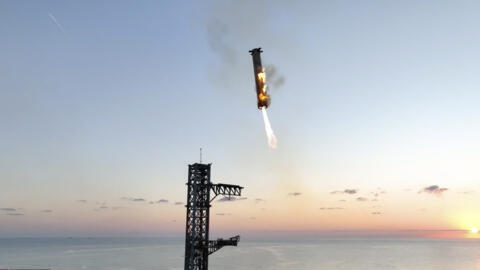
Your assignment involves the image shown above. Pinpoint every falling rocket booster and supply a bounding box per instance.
[249,48,270,109]
[249,47,277,148]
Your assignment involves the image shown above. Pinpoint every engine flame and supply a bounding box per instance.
[261,106,277,149]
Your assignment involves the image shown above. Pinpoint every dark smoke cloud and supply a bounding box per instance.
[356,197,368,202]
[207,19,236,65]
[206,2,285,91]
[265,65,285,89]
[419,185,448,195]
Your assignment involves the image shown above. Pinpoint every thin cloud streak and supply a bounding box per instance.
[217,197,247,202]
[331,189,358,195]
[149,199,169,204]
[48,12,65,33]
[121,197,146,202]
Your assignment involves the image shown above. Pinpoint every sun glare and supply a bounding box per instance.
[471,227,478,234]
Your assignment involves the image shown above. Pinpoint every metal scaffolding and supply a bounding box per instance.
[184,163,243,270]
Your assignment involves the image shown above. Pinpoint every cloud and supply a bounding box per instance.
[371,189,387,197]
[40,210,53,213]
[371,212,382,215]
[319,207,344,210]
[174,202,183,205]
[217,197,247,202]
[254,198,266,204]
[149,199,169,204]
[459,190,475,195]
[111,206,123,210]
[356,197,368,202]
[99,206,108,209]
[338,199,346,202]
[121,197,146,202]
[0,208,16,211]
[77,200,87,203]
[287,192,302,197]
[419,185,448,195]
[216,213,231,216]
[6,213,23,216]
[331,189,358,195]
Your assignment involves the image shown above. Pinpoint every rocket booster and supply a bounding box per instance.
[249,48,270,109]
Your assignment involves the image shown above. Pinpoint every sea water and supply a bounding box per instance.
[1,237,479,270]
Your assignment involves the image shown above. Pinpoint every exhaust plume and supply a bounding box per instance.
[261,107,277,149]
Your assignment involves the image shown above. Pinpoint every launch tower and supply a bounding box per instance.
[184,163,243,270]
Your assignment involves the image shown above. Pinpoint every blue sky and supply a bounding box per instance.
[1,0,480,237]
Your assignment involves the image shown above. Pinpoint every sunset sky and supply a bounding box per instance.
[1,0,480,238]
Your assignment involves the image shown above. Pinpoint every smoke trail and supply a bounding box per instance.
[261,107,277,149]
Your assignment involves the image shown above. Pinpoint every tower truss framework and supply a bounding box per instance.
[184,163,243,270]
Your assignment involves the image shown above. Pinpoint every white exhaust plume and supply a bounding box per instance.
[261,107,277,149]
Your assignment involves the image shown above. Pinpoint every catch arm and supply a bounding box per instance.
[208,235,240,255]
[210,183,243,202]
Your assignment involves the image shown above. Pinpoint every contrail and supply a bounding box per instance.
[261,107,277,149]
[48,12,65,33]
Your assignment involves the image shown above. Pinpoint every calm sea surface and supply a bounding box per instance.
[1,237,479,270]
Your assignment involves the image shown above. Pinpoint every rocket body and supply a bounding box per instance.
[249,48,270,109]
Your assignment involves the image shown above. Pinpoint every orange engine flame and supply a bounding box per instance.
[257,69,267,93]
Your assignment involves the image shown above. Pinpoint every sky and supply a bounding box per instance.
[1,0,480,238]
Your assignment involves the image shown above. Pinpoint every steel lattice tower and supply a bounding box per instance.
[184,163,243,270]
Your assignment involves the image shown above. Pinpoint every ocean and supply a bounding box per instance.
[1,237,479,270]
